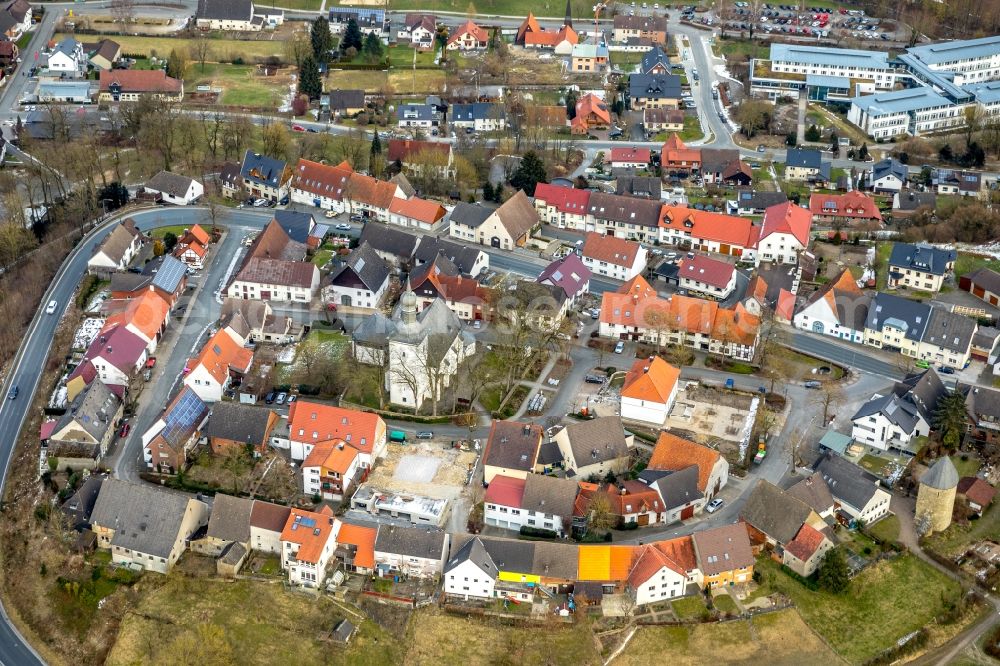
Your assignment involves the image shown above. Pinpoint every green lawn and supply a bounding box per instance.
[679,115,704,142]
[951,454,981,479]
[610,50,644,70]
[858,454,893,478]
[875,242,893,290]
[955,252,998,280]
[867,514,900,544]
[149,224,192,240]
[385,0,598,19]
[312,248,335,267]
[717,38,770,60]
[188,62,288,107]
[271,0,323,8]
[924,500,1000,558]
[712,594,739,614]
[55,33,285,61]
[386,45,439,68]
[671,595,710,620]
[15,31,32,50]
[753,555,962,664]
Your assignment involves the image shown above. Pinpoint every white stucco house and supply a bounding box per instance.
[144,171,204,206]
[620,356,681,426]
[444,537,498,600]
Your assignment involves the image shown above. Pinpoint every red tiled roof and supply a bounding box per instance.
[776,288,796,322]
[760,201,812,247]
[957,476,996,507]
[303,439,359,475]
[336,522,376,569]
[581,231,642,268]
[447,19,488,46]
[678,254,736,290]
[524,23,578,47]
[628,543,685,588]
[346,173,398,210]
[186,328,253,385]
[533,182,592,215]
[291,158,353,201]
[610,147,652,164]
[386,138,451,163]
[659,205,760,249]
[280,507,335,564]
[662,134,701,165]
[576,93,611,126]
[484,475,527,508]
[809,191,882,221]
[621,356,680,404]
[287,401,384,455]
[648,431,721,493]
[99,69,181,93]
[388,196,446,224]
[784,523,827,562]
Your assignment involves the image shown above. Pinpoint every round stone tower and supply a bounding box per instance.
[915,456,959,535]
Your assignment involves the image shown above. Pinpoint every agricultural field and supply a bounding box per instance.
[188,63,293,107]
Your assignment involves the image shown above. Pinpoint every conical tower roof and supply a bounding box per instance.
[921,456,959,491]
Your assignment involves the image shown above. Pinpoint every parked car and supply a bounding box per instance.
[804,380,822,389]
[939,366,955,374]
[291,124,305,132]
[416,431,434,439]
[473,319,482,329]
[706,498,725,513]
[275,392,287,405]
[325,210,337,218]
[614,341,625,354]
[286,394,296,404]
[334,223,352,231]
[119,423,131,438]
[264,392,275,404]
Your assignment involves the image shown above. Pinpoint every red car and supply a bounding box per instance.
[292,124,305,132]
[145,357,157,369]
[119,423,131,438]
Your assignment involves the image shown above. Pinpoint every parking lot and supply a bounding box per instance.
[687,3,900,43]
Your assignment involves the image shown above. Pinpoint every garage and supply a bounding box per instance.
[681,505,695,520]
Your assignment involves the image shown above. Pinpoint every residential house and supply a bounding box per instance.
[344,172,403,221]
[398,14,437,49]
[586,189,666,240]
[326,242,391,310]
[201,402,278,455]
[613,14,668,45]
[71,322,149,394]
[302,440,362,501]
[851,368,947,454]
[326,89,365,116]
[90,479,209,574]
[553,416,633,479]
[640,45,671,74]
[627,540,694,606]
[173,224,210,269]
[793,269,870,344]
[537,252,591,306]
[643,108,685,135]
[784,149,830,183]
[532,182,591,229]
[102,289,171,353]
[357,223,419,267]
[141,386,209,472]
[87,218,143,276]
[289,158,352,212]
[648,431,729,502]
[396,103,442,130]
[616,175,662,200]
[699,149,751,187]
[730,190,788,216]
[971,326,1000,362]
[98,69,183,103]
[576,480,667,527]
[249,500,291,554]
[387,197,448,233]
[386,138,454,178]
[219,161,243,199]
[328,7,386,37]
[888,243,956,292]
[893,191,937,218]
[678,254,738,300]
[484,473,578,536]
[409,254,489,321]
[226,219,320,303]
[691,523,754,588]
[580,232,648,281]
[787,472,836,519]
[198,493,253,559]
[47,381,122,465]
[757,201,812,266]
[374,525,450,579]
[629,73,682,110]
[280,507,338,587]
[740,480,832,575]
[84,38,120,71]
[641,465,703,523]
[144,171,204,205]
[48,38,83,74]
[241,151,292,203]
[960,268,1000,308]
[483,421,543,484]
[571,93,611,134]
[334,521,377,574]
[809,191,883,227]
[444,537,499,600]
[868,158,908,192]
[195,0,283,30]
[965,386,1000,446]
[863,292,975,369]
[449,190,538,249]
[599,276,762,361]
[219,297,301,345]
[658,205,760,258]
[661,134,701,172]
[0,40,17,66]
[516,12,578,53]
[412,236,488,278]
[609,147,651,171]
[937,170,984,198]
[743,263,799,323]
[446,19,488,51]
[272,210,316,244]
[450,102,506,132]
[781,522,833,577]
[571,43,610,72]
[283,400,387,467]
[620,356,680,426]
[182,328,253,403]
[957,477,996,516]
[815,453,892,525]
[0,0,31,40]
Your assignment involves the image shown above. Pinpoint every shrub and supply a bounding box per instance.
[519,525,558,539]
[620,521,639,531]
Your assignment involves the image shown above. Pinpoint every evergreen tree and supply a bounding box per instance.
[166,48,188,79]
[858,142,870,161]
[565,89,578,120]
[298,55,322,100]
[362,32,384,62]
[817,548,850,593]
[804,124,821,142]
[482,181,494,201]
[829,131,840,152]
[509,151,547,196]
[310,17,334,63]
[342,18,363,53]
[370,132,382,157]
[491,183,504,203]
[785,132,797,147]
[935,390,970,449]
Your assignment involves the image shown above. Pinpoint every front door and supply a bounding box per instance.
[681,505,695,520]
[491,236,501,248]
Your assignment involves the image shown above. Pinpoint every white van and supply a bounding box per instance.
[45,300,57,315]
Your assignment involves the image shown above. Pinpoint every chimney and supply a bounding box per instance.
[620,486,627,495]
[337,442,344,450]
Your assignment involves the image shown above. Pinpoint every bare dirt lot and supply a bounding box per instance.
[667,384,753,444]
[366,442,476,500]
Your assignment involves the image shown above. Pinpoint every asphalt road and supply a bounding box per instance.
[787,329,905,380]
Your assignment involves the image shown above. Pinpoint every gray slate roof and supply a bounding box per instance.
[891,368,947,424]
[786,472,834,515]
[814,453,882,512]
[640,45,670,73]
[374,525,448,560]
[445,536,498,576]
[865,292,931,342]
[851,392,921,435]
[561,416,630,467]
[484,421,542,472]
[197,0,253,21]
[888,243,956,277]
[628,73,682,100]
[921,456,959,490]
[521,474,578,518]
[449,202,496,229]
[146,171,196,199]
[90,479,199,558]
[202,402,276,445]
[871,158,907,184]
[331,242,391,292]
[786,148,823,170]
[207,493,253,543]
[652,465,703,510]
[966,268,1000,296]
[53,380,118,445]
[414,237,484,277]
[530,541,579,580]
[357,222,419,259]
[273,210,315,244]
[740,480,813,544]
[894,191,936,212]
[922,307,976,355]
[241,150,287,188]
